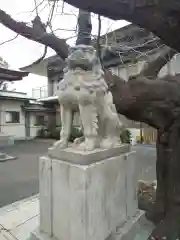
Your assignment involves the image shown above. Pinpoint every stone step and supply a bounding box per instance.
[133,216,155,240]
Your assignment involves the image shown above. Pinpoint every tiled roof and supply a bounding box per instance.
[0,67,29,81]
[37,96,58,102]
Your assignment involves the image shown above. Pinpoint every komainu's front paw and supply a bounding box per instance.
[74,136,85,145]
[77,138,96,151]
[84,138,96,151]
[52,139,68,149]
[100,137,121,149]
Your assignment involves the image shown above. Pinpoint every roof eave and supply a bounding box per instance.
[0,96,35,101]
[0,67,29,81]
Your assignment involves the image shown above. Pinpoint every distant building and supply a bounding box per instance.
[0,91,36,139]
[0,65,52,141]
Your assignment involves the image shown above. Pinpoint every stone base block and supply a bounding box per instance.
[0,153,16,162]
[0,133,14,147]
[30,211,146,240]
[32,146,139,240]
[48,144,130,165]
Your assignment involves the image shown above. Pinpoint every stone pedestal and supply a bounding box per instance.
[0,133,15,162]
[31,145,141,240]
[0,132,14,147]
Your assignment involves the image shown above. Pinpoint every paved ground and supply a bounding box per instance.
[133,145,156,181]
[0,141,156,208]
[0,196,154,240]
[0,140,54,207]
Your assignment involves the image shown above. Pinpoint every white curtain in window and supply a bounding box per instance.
[5,112,12,122]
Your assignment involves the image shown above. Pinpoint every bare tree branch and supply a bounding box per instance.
[104,46,177,92]
[33,0,39,16]
[104,69,180,129]
[29,0,46,16]
[0,9,68,59]
[140,46,177,79]
[0,33,19,46]
[64,0,180,53]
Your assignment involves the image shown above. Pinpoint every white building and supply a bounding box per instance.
[0,90,53,140]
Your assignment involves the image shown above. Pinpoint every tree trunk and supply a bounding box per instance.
[166,118,180,211]
[154,131,167,213]
[145,130,167,224]
[103,70,180,238]
[146,124,180,239]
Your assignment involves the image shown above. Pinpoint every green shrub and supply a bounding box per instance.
[49,126,83,142]
[37,128,47,138]
[50,127,61,139]
[37,128,44,138]
[37,127,50,138]
[69,126,83,142]
[120,128,132,144]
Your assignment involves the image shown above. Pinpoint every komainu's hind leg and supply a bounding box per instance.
[53,104,72,149]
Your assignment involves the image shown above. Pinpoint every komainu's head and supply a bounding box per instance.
[66,45,100,71]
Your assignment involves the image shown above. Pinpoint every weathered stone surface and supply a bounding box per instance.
[39,157,52,235]
[33,147,139,240]
[31,211,149,240]
[48,144,130,165]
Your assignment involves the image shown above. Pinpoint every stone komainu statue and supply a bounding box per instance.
[53,45,122,151]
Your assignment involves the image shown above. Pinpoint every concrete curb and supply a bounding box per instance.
[0,194,39,216]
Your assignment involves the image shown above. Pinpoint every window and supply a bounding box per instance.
[35,115,46,126]
[5,111,20,123]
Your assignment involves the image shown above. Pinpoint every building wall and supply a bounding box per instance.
[0,100,26,139]
[29,113,43,138]
[0,99,41,139]
[53,81,60,96]
[143,126,157,144]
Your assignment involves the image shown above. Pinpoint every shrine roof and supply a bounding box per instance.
[0,66,29,81]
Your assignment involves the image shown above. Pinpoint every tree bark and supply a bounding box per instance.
[141,46,176,79]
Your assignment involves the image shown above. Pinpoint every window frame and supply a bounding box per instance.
[34,114,46,126]
[5,111,20,124]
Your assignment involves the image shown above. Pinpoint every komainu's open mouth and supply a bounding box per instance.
[74,64,90,71]
[69,62,93,71]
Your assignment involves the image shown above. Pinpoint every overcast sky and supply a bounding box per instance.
[0,0,129,96]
